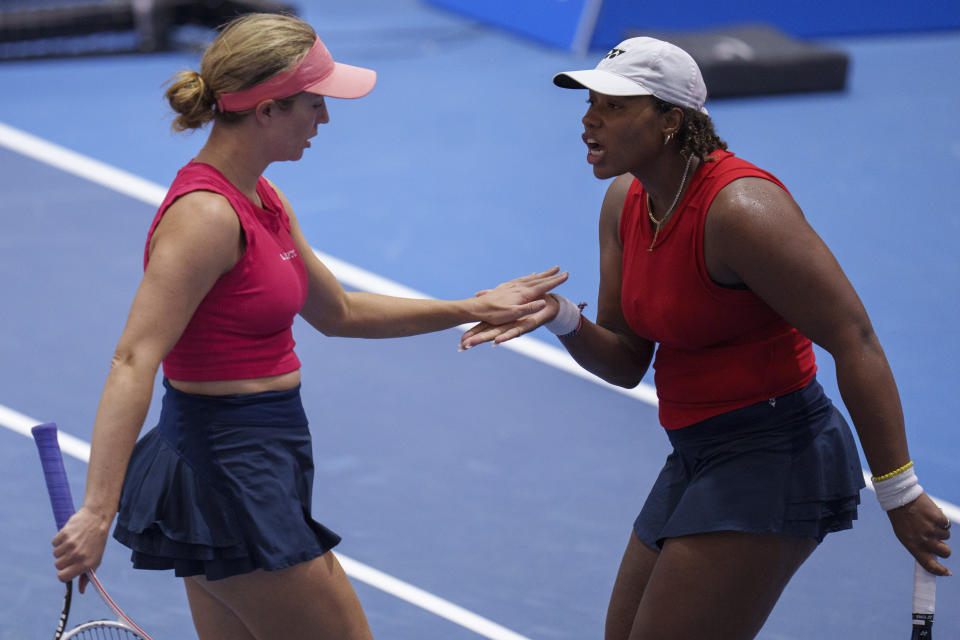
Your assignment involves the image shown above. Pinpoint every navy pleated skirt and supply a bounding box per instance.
[113,379,341,580]
[634,378,865,549]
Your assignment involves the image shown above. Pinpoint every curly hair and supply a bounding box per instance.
[651,96,727,161]
[164,13,315,132]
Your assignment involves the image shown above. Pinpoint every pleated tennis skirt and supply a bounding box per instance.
[634,378,865,549]
[113,379,341,580]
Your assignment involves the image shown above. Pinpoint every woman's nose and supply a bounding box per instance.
[582,106,598,128]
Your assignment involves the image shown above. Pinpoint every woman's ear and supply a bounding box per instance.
[663,106,684,139]
[254,99,275,124]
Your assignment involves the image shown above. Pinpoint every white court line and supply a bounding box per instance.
[1,120,956,524]
[0,121,659,407]
[0,403,532,640]
[0,404,91,462]
[0,121,168,206]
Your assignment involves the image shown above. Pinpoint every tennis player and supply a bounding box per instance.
[461,37,951,639]
[48,13,567,640]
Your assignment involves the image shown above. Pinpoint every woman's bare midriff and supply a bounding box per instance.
[168,369,301,396]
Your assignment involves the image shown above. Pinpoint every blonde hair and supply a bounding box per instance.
[165,13,316,131]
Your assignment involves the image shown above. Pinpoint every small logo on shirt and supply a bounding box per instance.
[279,249,299,261]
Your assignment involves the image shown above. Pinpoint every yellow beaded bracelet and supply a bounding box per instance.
[871,460,914,483]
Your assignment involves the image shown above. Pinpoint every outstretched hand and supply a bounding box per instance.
[467,267,567,328]
[888,493,952,576]
[462,292,562,350]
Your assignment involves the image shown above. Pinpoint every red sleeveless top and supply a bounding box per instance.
[146,162,308,381]
[619,150,817,429]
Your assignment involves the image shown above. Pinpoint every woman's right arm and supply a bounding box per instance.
[460,174,654,388]
[51,192,242,584]
[557,174,655,388]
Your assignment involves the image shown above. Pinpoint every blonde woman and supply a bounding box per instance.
[49,13,566,639]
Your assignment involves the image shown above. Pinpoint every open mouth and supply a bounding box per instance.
[584,136,604,164]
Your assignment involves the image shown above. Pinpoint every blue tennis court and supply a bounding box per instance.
[0,1,957,638]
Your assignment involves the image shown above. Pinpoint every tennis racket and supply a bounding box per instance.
[911,560,935,639]
[32,422,153,640]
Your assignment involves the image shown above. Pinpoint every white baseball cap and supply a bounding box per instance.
[553,37,708,114]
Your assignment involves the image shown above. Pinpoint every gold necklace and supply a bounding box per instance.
[646,153,694,251]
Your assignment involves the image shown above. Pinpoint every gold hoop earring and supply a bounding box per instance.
[664,132,673,146]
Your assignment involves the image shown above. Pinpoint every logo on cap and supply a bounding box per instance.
[604,48,626,60]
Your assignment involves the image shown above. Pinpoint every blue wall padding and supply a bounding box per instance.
[425,0,960,52]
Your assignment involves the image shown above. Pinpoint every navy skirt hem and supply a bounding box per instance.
[634,378,865,550]
[113,379,341,581]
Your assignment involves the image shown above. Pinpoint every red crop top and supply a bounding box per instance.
[146,162,308,381]
[619,150,817,429]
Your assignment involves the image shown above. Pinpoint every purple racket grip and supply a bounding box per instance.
[31,423,77,530]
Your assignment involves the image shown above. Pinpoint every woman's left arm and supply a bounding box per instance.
[272,184,568,337]
[706,178,951,575]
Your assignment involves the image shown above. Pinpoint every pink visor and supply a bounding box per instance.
[216,38,376,112]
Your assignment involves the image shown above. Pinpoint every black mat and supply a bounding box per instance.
[627,24,849,98]
[0,0,297,59]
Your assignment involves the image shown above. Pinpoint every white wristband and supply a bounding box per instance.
[545,295,581,336]
[873,467,924,511]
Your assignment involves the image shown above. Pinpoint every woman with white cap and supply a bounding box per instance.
[48,13,567,639]
[462,36,951,639]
